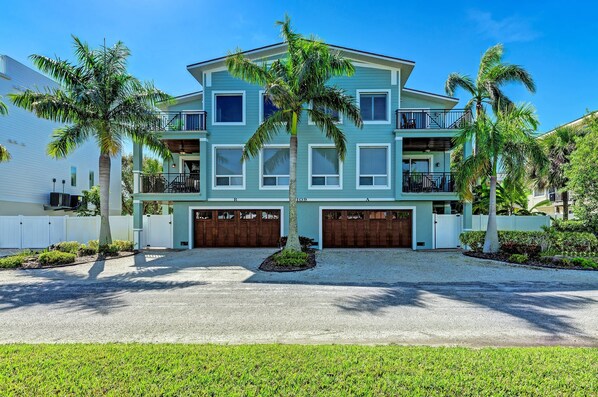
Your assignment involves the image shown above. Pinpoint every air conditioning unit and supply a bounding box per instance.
[69,195,81,208]
[50,192,71,207]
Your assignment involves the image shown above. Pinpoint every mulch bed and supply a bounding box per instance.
[463,251,598,271]
[17,251,137,270]
[259,249,316,272]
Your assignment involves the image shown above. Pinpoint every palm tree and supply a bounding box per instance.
[10,36,171,250]
[445,44,536,117]
[0,97,10,162]
[226,16,363,252]
[454,103,547,252]
[531,126,583,220]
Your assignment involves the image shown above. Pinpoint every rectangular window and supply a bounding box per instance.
[262,94,279,122]
[88,171,95,188]
[533,188,545,197]
[359,92,388,122]
[310,147,341,188]
[358,146,389,188]
[262,147,290,188]
[310,105,341,124]
[214,147,244,188]
[402,158,430,174]
[214,93,244,123]
[70,166,77,187]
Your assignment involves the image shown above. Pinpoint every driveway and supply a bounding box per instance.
[0,249,597,346]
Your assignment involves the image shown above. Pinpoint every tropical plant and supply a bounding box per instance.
[445,44,536,117]
[472,178,549,216]
[454,103,547,252]
[76,185,101,216]
[9,36,171,251]
[0,97,10,162]
[225,16,363,252]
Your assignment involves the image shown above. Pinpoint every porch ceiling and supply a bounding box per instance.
[163,139,200,154]
[403,137,455,152]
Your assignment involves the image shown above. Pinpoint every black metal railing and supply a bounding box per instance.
[141,173,200,193]
[402,172,456,193]
[153,111,207,131]
[396,109,471,130]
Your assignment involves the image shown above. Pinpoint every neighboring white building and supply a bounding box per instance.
[0,55,121,215]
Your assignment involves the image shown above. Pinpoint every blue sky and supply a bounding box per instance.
[2,0,597,138]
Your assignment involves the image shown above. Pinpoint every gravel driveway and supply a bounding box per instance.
[0,248,597,346]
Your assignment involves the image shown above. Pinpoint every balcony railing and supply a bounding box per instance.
[141,173,200,193]
[154,111,207,131]
[403,172,456,193]
[396,109,471,130]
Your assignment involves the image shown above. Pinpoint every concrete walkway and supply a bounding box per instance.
[0,249,596,346]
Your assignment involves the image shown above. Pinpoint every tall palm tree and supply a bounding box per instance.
[454,103,547,252]
[445,44,536,117]
[531,126,583,220]
[10,36,171,250]
[0,97,10,162]
[226,16,363,252]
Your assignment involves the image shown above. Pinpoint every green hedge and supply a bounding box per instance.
[0,255,25,269]
[38,251,76,266]
[55,241,82,255]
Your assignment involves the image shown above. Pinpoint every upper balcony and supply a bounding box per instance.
[396,109,472,130]
[153,111,207,132]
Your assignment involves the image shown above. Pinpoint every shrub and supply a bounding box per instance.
[99,244,119,256]
[549,219,594,234]
[545,231,597,253]
[500,242,542,258]
[87,240,99,251]
[569,257,598,270]
[508,253,529,264]
[38,251,76,266]
[274,250,309,267]
[0,255,25,268]
[279,236,315,249]
[78,244,98,256]
[112,240,134,252]
[459,231,486,252]
[54,241,82,255]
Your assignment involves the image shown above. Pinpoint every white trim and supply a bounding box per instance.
[179,155,200,172]
[397,69,401,109]
[318,205,417,250]
[307,101,343,125]
[394,136,403,141]
[390,69,397,85]
[212,144,246,190]
[308,144,343,190]
[259,144,290,190]
[212,90,246,126]
[187,205,285,249]
[205,72,212,87]
[258,90,266,124]
[356,89,392,125]
[356,144,392,190]
[352,61,396,71]
[402,88,459,102]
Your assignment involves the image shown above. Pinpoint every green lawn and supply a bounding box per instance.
[1,345,596,396]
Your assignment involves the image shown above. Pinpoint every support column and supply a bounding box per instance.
[462,138,473,230]
[394,136,403,200]
[133,142,143,194]
[444,201,452,215]
[199,137,208,199]
[133,200,143,250]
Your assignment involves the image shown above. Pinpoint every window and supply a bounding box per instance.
[261,147,289,188]
[214,147,244,188]
[402,158,430,174]
[88,171,95,188]
[358,145,390,188]
[533,188,545,197]
[213,92,244,124]
[310,146,341,188]
[70,166,77,187]
[358,91,389,123]
[260,92,279,123]
[309,104,342,124]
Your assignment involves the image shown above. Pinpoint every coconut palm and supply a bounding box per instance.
[226,16,363,252]
[0,97,10,162]
[531,125,583,220]
[445,44,536,117]
[10,36,171,250]
[454,103,547,252]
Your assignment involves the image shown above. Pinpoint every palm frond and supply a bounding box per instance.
[307,108,348,160]
[477,43,503,83]
[488,63,536,93]
[243,109,288,160]
[0,144,11,162]
[445,72,476,97]
[47,124,92,159]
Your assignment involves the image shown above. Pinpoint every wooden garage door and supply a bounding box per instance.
[323,210,412,248]
[193,209,280,247]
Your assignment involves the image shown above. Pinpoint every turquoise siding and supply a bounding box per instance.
[168,98,202,111]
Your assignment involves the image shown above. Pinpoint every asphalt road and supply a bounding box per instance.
[1,249,597,346]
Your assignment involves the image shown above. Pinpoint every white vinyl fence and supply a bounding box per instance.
[470,215,551,232]
[0,215,172,249]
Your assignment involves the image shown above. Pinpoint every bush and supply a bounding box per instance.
[0,255,25,268]
[279,236,315,249]
[500,242,542,258]
[78,244,98,256]
[112,240,134,252]
[38,251,76,266]
[544,230,597,253]
[569,257,598,270]
[508,254,529,264]
[54,241,82,255]
[99,244,119,256]
[274,250,309,267]
[459,231,486,252]
[87,240,99,251]
[549,219,594,234]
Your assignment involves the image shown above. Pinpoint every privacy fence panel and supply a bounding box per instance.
[470,215,551,232]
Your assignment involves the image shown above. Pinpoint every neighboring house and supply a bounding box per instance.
[132,43,473,250]
[0,55,121,215]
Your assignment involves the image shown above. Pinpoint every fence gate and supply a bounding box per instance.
[143,215,173,248]
[434,214,462,249]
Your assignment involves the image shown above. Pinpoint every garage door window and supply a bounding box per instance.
[262,147,290,188]
[218,210,235,220]
[310,146,341,188]
[196,211,212,220]
[214,147,245,189]
[358,145,390,189]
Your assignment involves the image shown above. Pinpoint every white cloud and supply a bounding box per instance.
[467,10,540,43]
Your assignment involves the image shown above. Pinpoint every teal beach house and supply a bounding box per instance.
[132,43,473,250]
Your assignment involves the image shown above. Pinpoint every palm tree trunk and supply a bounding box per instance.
[562,190,569,221]
[99,153,113,248]
[284,122,301,252]
[483,175,500,253]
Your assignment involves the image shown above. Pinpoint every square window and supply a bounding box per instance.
[215,94,243,123]
[262,94,279,121]
[214,147,244,188]
[359,93,388,122]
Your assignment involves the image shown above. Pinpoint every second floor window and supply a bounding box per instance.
[89,171,95,188]
[359,91,389,122]
[214,147,244,188]
[214,92,244,124]
[358,146,390,188]
[309,104,342,124]
[262,93,279,122]
[262,147,289,188]
[70,166,77,187]
[310,146,341,188]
